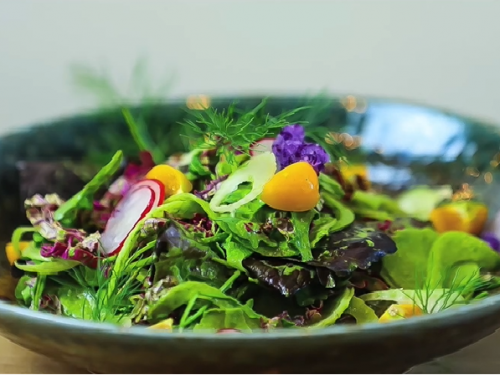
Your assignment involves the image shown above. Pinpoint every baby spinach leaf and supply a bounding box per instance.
[242,258,316,297]
[310,288,354,328]
[290,210,315,262]
[54,150,124,222]
[344,296,378,324]
[308,224,397,277]
[427,231,500,288]
[381,228,438,289]
[15,259,80,274]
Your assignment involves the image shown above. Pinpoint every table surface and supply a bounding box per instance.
[1,332,499,374]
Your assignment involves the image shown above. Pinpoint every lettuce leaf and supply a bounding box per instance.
[308,224,397,277]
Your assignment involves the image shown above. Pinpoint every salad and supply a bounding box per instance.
[4,100,500,333]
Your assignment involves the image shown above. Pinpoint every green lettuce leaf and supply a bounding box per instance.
[381,228,500,290]
[310,288,354,328]
[381,228,438,289]
[344,296,378,323]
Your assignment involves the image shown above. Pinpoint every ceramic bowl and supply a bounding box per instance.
[1,96,500,374]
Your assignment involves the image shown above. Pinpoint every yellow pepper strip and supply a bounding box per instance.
[5,241,31,266]
[148,318,174,331]
[145,165,193,198]
[430,201,488,235]
[379,304,423,323]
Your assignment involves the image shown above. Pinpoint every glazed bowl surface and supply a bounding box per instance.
[1,96,500,374]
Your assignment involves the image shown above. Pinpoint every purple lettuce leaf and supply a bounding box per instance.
[25,194,100,268]
[307,224,397,277]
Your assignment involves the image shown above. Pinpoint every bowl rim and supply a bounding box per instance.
[1,94,500,340]
[1,289,500,340]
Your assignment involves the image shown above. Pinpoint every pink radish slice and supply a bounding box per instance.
[250,138,275,156]
[100,179,165,256]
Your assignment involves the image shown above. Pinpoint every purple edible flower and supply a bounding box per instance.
[272,125,330,174]
[481,232,500,251]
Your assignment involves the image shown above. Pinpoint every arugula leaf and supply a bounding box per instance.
[15,259,80,274]
[58,286,94,320]
[223,237,253,272]
[242,258,315,297]
[153,248,230,288]
[310,214,338,247]
[310,288,354,328]
[54,150,124,222]
[161,193,217,220]
[321,194,355,232]
[221,184,266,219]
[31,275,46,311]
[319,173,345,199]
[308,224,397,277]
[148,281,253,322]
[344,296,378,324]
[215,217,276,249]
[290,210,315,262]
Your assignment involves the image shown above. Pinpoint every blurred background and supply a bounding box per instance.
[1,0,500,134]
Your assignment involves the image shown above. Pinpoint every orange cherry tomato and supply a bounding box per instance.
[145,165,193,197]
[5,241,31,266]
[430,201,488,235]
[261,162,320,212]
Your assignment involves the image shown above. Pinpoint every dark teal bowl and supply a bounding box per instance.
[1,96,500,374]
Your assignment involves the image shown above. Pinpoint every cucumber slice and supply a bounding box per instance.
[209,152,277,213]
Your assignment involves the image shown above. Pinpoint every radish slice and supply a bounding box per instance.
[100,179,165,256]
[250,138,275,156]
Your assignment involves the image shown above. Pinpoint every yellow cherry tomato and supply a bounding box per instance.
[430,201,488,235]
[5,241,31,266]
[379,304,423,323]
[148,318,174,331]
[261,162,320,212]
[145,165,193,197]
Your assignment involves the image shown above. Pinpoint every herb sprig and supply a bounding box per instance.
[180,99,309,164]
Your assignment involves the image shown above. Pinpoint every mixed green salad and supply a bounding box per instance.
[5,100,500,333]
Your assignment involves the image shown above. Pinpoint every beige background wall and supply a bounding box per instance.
[1,0,499,134]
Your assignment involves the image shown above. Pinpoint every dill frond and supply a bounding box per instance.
[180,99,309,164]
